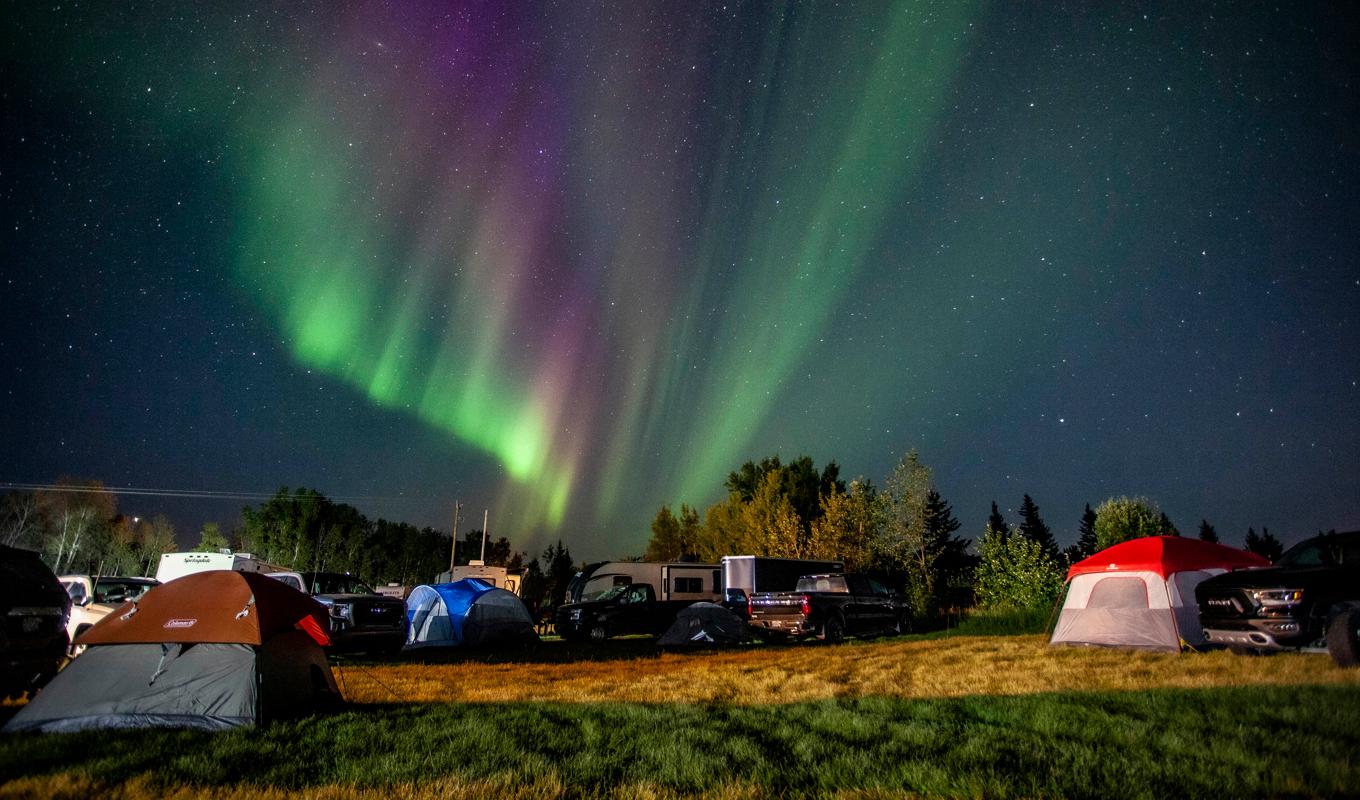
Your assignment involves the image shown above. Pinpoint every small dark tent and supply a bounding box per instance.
[3,571,340,733]
[405,579,536,648]
[658,602,751,647]
[1050,536,1269,652]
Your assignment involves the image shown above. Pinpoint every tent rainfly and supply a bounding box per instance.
[3,571,340,733]
[1050,536,1270,652]
[405,579,536,648]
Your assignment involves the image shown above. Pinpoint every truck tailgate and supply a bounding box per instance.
[748,592,811,631]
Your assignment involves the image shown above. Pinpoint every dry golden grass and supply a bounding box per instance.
[334,635,1360,706]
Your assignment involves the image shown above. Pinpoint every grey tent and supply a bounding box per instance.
[658,602,751,646]
[4,571,340,733]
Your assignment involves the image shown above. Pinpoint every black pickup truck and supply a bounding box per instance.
[747,573,907,643]
[1196,530,1359,666]
[555,583,690,642]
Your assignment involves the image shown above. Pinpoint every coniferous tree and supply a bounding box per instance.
[520,557,547,617]
[1074,503,1099,560]
[1062,503,1098,565]
[987,502,1010,540]
[1157,511,1181,536]
[923,490,973,611]
[1256,527,1283,561]
[1245,527,1278,560]
[541,540,576,611]
[1016,494,1059,561]
[1198,519,1219,543]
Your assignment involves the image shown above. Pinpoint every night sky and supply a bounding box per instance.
[3,2,1357,561]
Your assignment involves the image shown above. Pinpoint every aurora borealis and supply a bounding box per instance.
[3,2,1358,558]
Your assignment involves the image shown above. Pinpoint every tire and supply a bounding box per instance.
[588,624,609,643]
[819,615,845,644]
[892,613,911,636]
[1326,608,1360,668]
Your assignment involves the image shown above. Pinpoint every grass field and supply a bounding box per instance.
[3,632,1358,799]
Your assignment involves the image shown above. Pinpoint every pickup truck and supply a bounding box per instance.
[747,574,908,643]
[555,583,691,642]
[267,571,407,654]
[1196,530,1359,666]
[1,545,70,700]
[58,574,158,656]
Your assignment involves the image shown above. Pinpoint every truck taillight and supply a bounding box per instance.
[747,596,754,617]
[800,595,811,616]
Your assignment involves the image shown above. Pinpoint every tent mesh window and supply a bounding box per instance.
[1086,577,1149,608]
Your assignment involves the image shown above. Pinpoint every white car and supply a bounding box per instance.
[58,575,158,655]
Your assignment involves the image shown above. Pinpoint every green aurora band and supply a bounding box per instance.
[233,2,981,535]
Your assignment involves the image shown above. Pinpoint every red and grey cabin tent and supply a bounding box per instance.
[1050,536,1269,652]
[3,571,340,733]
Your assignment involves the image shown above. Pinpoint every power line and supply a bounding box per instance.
[0,482,441,505]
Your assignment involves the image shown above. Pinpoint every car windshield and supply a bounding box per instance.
[93,578,156,603]
[595,585,629,602]
[1276,534,1359,568]
[306,574,375,595]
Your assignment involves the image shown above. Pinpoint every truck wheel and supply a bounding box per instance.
[1326,608,1360,668]
[819,615,845,644]
[588,624,609,643]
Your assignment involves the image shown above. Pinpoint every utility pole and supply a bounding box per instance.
[479,509,489,564]
[449,501,462,574]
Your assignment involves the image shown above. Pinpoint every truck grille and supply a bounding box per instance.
[1198,589,1254,618]
[353,600,404,629]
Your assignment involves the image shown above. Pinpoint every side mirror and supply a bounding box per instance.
[78,596,93,607]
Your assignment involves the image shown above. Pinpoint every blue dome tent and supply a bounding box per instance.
[405,579,536,648]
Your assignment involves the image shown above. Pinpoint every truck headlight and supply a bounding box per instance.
[1251,589,1303,607]
[328,604,352,620]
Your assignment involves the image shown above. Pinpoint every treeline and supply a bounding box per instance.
[237,488,579,614]
[1,480,175,577]
[0,483,580,617]
[645,452,972,623]
[643,452,1296,624]
[4,462,1298,622]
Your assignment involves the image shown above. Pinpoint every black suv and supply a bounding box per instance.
[1,546,71,699]
[268,571,407,654]
[1196,531,1360,666]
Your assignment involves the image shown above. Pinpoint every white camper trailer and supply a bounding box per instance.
[566,561,721,604]
[154,551,283,584]
[434,563,524,596]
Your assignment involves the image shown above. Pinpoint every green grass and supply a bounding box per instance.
[3,685,1358,798]
[942,605,1058,637]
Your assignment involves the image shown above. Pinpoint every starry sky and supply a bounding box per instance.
[3,2,1357,560]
